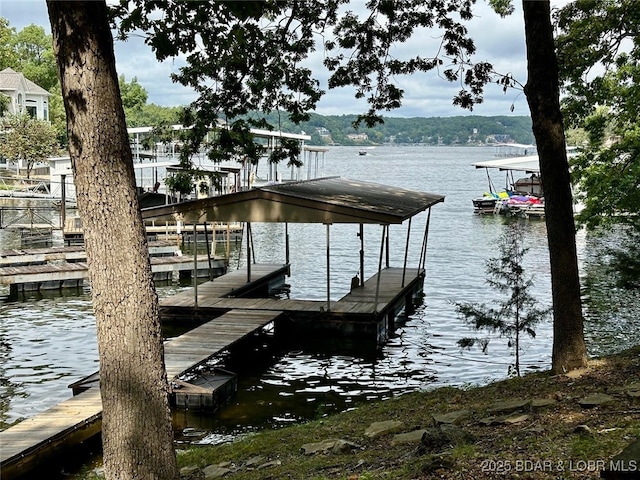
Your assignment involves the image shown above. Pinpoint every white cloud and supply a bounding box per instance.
[1,0,548,117]
[0,0,198,106]
[112,35,198,106]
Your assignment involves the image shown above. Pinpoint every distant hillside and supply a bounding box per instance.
[253,112,534,146]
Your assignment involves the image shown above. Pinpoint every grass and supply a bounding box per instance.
[71,345,640,479]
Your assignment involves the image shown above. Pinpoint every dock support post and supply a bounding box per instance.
[246,222,252,283]
[385,224,390,268]
[326,223,331,312]
[226,223,231,263]
[402,217,412,288]
[285,223,290,266]
[204,222,213,280]
[374,224,387,313]
[60,174,66,230]
[193,223,198,308]
[419,209,432,271]
[359,224,364,287]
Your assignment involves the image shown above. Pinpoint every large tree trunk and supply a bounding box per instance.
[522,0,588,373]
[47,2,179,479]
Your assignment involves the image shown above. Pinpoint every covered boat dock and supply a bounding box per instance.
[142,176,445,342]
[0,177,444,479]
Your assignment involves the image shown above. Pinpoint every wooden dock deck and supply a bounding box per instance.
[159,263,291,314]
[0,254,226,296]
[0,388,103,480]
[162,267,423,315]
[164,309,281,378]
[161,267,425,341]
[0,264,422,478]
[0,245,86,266]
[0,240,179,267]
[0,308,281,480]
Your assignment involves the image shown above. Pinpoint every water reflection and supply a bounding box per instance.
[171,320,441,444]
[1,146,639,444]
[579,228,640,357]
[0,290,98,425]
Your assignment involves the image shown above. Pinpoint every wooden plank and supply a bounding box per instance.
[0,388,102,476]
[160,264,289,309]
[0,255,222,286]
[163,310,280,375]
[0,308,281,479]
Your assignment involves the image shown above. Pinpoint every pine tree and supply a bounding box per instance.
[456,223,550,376]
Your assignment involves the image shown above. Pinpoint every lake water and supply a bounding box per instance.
[1,145,638,444]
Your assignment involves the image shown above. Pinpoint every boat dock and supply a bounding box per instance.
[63,215,244,247]
[0,177,446,478]
[161,265,425,342]
[0,242,227,297]
[0,261,423,478]
[0,241,178,266]
[0,266,286,480]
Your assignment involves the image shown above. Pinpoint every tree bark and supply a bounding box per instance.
[522,0,588,373]
[47,2,179,479]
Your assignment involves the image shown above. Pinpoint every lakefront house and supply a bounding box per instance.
[0,67,50,121]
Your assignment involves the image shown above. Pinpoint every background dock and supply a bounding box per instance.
[0,267,285,480]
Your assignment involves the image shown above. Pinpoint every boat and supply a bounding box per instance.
[471,154,545,218]
[358,147,376,156]
[472,191,545,218]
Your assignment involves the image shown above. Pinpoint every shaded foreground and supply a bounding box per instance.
[68,346,640,480]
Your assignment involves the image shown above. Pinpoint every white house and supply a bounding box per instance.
[0,67,51,121]
[346,132,368,141]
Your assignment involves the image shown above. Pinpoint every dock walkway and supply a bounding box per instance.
[0,264,420,478]
[160,263,291,311]
[0,389,103,480]
[0,242,228,296]
[162,266,424,318]
[160,266,425,341]
[0,256,220,294]
[0,240,179,267]
[164,309,281,378]
[0,266,285,480]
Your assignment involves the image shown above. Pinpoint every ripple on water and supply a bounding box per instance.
[1,292,99,424]
[1,146,638,440]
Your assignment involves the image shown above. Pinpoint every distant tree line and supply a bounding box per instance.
[110,75,538,147]
[1,18,534,150]
[117,83,536,146]
[253,111,536,146]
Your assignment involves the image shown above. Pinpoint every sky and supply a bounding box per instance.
[0,0,567,118]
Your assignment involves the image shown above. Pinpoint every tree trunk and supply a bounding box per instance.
[522,0,588,373]
[47,2,179,479]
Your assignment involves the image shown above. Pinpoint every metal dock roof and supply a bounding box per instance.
[472,155,540,174]
[141,176,445,225]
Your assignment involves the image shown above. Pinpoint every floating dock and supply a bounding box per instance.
[62,215,244,246]
[0,267,285,480]
[0,242,227,298]
[1,177,445,478]
[160,266,425,342]
[0,241,178,267]
[0,261,423,478]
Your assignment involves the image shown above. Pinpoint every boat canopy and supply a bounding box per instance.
[141,176,445,225]
[472,155,540,174]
